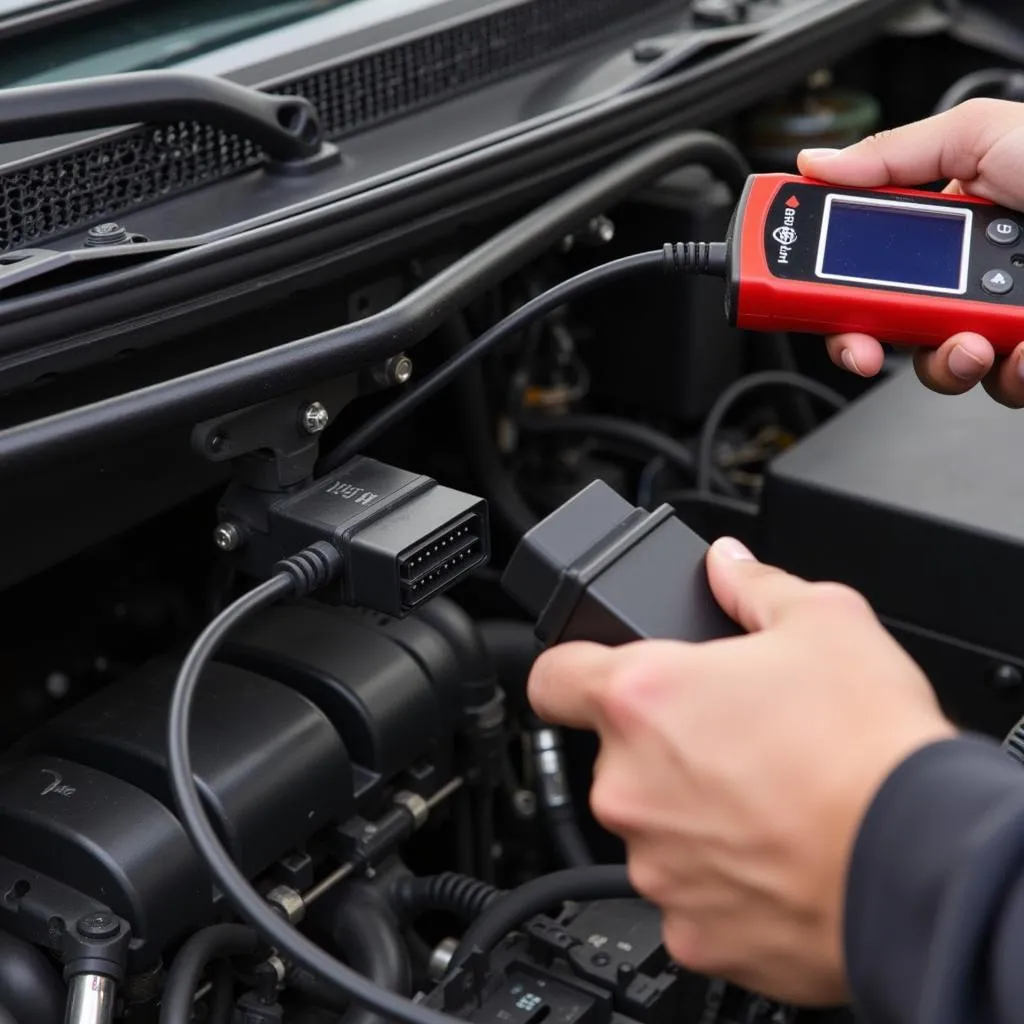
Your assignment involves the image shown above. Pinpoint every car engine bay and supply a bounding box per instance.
[0,2,1023,1023]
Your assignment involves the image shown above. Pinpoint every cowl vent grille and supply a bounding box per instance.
[0,0,652,254]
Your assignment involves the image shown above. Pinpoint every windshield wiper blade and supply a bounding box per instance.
[0,70,338,169]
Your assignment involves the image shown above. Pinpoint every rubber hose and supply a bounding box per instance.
[207,963,235,1024]
[326,884,412,1024]
[159,924,259,1024]
[549,814,595,870]
[440,318,539,538]
[390,873,502,924]
[449,865,634,970]
[478,621,540,696]
[0,932,63,1024]
[478,622,594,868]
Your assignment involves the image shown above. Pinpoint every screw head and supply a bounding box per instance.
[512,789,537,818]
[589,216,616,244]
[85,222,130,246]
[632,40,666,62]
[301,401,330,434]
[376,355,414,387]
[213,522,242,552]
[990,663,1023,691]
[79,913,119,939]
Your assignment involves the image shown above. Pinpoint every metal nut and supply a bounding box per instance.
[301,401,330,435]
[213,522,243,552]
[265,885,305,925]
[392,790,429,829]
[428,938,459,981]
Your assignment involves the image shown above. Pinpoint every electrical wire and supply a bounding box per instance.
[0,133,749,475]
[319,252,664,473]
[166,575,637,1024]
[516,411,740,499]
[695,371,847,497]
[448,865,635,971]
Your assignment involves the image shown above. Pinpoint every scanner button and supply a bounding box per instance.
[983,269,1015,295]
[987,219,1021,246]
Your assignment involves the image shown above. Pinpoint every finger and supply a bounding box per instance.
[705,538,813,633]
[527,641,617,731]
[912,333,994,394]
[981,342,1024,408]
[796,99,1021,188]
[825,334,886,377]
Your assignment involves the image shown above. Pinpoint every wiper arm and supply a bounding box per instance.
[0,71,337,170]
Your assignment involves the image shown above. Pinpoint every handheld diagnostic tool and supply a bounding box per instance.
[726,174,1024,350]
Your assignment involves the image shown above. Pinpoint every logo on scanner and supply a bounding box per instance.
[773,203,799,264]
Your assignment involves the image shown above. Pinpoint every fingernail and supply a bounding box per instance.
[949,343,986,380]
[715,537,756,562]
[800,147,841,160]
[841,349,864,376]
[1016,350,1024,383]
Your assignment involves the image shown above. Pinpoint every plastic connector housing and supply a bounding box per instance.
[501,480,740,646]
[220,457,490,618]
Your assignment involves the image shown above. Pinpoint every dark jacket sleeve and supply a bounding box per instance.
[845,735,1024,1024]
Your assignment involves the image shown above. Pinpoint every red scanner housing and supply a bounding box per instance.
[726,173,1024,351]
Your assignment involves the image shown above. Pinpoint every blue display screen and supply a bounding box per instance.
[819,199,967,291]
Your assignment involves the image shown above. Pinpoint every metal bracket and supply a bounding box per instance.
[192,377,360,492]
[192,353,414,494]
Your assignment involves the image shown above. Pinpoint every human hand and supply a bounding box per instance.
[797,98,1024,406]
[527,539,956,1006]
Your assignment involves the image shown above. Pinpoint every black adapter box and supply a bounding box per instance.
[761,367,1024,736]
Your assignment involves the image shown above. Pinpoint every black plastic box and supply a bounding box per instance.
[761,367,1024,736]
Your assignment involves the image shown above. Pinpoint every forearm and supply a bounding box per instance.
[846,735,1024,1024]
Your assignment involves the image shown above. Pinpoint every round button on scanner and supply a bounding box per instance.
[982,269,1015,295]
[987,219,1022,246]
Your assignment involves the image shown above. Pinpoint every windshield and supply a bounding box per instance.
[0,0,361,87]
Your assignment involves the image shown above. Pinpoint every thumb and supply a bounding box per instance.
[705,538,814,633]
[797,99,1024,206]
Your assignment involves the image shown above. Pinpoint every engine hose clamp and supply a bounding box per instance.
[265,884,306,925]
[393,790,430,829]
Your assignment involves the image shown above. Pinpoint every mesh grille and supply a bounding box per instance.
[1,123,261,252]
[277,0,651,140]
[0,0,650,253]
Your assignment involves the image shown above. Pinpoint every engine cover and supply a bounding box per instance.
[24,659,354,878]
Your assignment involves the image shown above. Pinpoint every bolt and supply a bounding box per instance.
[588,216,616,244]
[78,914,119,939]
[213,522,243,552]
[301,401,330,435]
[632,40,666,62]
[376,355,414,387]
[85,222,131,246]
[513,789,537,819]
[207,432,226,454]
[591,952,610,967]
[45,672,70,699]
[990,664,1024,691]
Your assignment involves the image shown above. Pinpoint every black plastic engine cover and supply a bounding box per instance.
[26,660,354,877]
[0,756,208,968]
[219,600,467,797]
